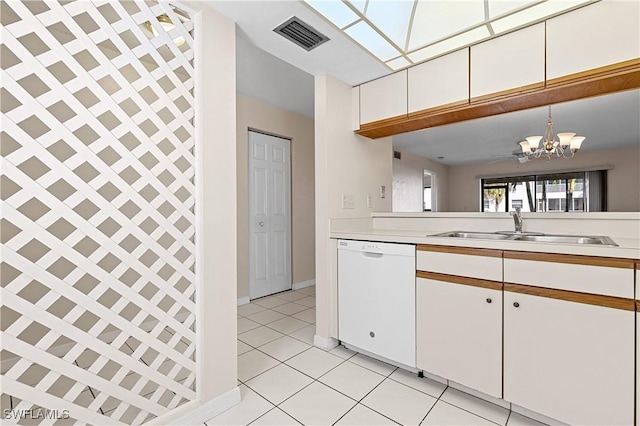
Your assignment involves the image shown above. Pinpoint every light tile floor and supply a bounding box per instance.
[206,286,547,426]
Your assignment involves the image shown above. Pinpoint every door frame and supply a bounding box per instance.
[247,128,293,300]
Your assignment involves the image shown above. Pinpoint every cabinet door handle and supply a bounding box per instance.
[486,298,492,303]
[513,302,520,308]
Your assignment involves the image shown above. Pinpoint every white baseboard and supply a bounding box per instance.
[147,386,241,425]
[292,279,315,290]
[448,380,510,410]
[511,403,567,425]
[313,334,339,351]
[237,296,250,306]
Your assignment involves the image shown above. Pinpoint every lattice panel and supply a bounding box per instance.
[1,0,196,424]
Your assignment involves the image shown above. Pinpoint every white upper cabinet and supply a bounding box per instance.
[471,23,545,99]
[547,0,640,80]
[408,49,469,114]
[359,70,408,124]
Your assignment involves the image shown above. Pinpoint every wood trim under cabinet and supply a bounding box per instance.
[357,113,409,134]
[504,282,636,311]
[356,59,640,139]
[546,58,640,87]
[636,301,640,313]
[417,271,503,291]
[417,244,503,258]
[408,99,470,119]
[503,250,635,269]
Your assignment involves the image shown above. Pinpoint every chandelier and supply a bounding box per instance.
[518,106,585,161]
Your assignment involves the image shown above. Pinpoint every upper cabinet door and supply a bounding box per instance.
[471,23,545,99]
[408,49,469,114]
[546,0,640,81]
[359,70,408,124]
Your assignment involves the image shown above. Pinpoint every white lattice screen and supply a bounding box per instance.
[1,0,197,424]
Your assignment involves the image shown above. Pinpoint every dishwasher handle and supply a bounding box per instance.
[362,251,384,258]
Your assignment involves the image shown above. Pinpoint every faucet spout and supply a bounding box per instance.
[511,207,523,233]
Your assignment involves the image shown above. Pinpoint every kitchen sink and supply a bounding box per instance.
[433,231,513,240]
[509,234,618,246]
[429,231,618,246]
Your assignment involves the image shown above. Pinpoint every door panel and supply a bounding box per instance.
[254,233,268,282]
[417,278,502,398]
[249,131,291,299]
[504,291,634,425]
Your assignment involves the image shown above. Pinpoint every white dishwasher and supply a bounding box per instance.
[338,239,416,368]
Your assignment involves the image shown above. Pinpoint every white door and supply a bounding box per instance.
[249,131,291,299]
[416,278,502,398]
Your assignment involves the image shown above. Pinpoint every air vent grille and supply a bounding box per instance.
[274,17,329,51]
[394,151,402,160]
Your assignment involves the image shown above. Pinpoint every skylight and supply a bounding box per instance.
[303,0,597,71]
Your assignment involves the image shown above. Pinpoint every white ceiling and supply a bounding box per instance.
[392,89,640,166]
[206,0,389,86]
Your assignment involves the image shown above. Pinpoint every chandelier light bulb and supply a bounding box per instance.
[519,140,531,154]
[557,132,576,147]
[570,136,585,151]
[526,136,542,150]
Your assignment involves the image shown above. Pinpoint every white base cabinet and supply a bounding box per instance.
[504,291,635,426]
[417,277,502,398]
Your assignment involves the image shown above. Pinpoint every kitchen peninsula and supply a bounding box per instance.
[326,212,640,425]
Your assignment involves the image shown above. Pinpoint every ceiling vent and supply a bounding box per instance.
[274,17,329,51]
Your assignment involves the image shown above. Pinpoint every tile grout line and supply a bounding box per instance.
[234,289,527,426]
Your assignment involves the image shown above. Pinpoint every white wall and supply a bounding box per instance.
[448,146,640,212]
[315,74,393,343]
[392,150,450,212]
[195,3,238,403]
[236,94,315,300]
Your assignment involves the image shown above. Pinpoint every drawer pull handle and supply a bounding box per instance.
[369,331,375,338]
[513,302,520,308]
[486,298,492,303]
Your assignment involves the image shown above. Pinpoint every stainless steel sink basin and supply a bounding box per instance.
[431,231,513,240]
[429,231,618,246]
[509,234,618,246]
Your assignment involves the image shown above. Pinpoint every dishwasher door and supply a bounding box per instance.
[338,240,416,368]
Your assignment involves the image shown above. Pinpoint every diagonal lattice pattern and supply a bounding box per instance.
[2,1,196,424]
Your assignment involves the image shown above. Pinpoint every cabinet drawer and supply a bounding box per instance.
[503,252,634,298]
[417,245,502,281]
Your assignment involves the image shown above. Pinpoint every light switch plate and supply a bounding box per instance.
[342,193,355,209]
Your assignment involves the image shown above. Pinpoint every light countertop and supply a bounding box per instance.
[330,228,640,259]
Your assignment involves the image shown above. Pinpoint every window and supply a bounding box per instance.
[481,171,606,212]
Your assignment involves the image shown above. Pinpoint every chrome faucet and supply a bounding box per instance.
[511,207,523,233]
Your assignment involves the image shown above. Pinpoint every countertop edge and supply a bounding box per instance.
[330,230,640,260]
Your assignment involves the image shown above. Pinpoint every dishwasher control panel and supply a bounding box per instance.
[337,239,415,256]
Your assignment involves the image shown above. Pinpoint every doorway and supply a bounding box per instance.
[248,130,292,299]
[424,170,436,212]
